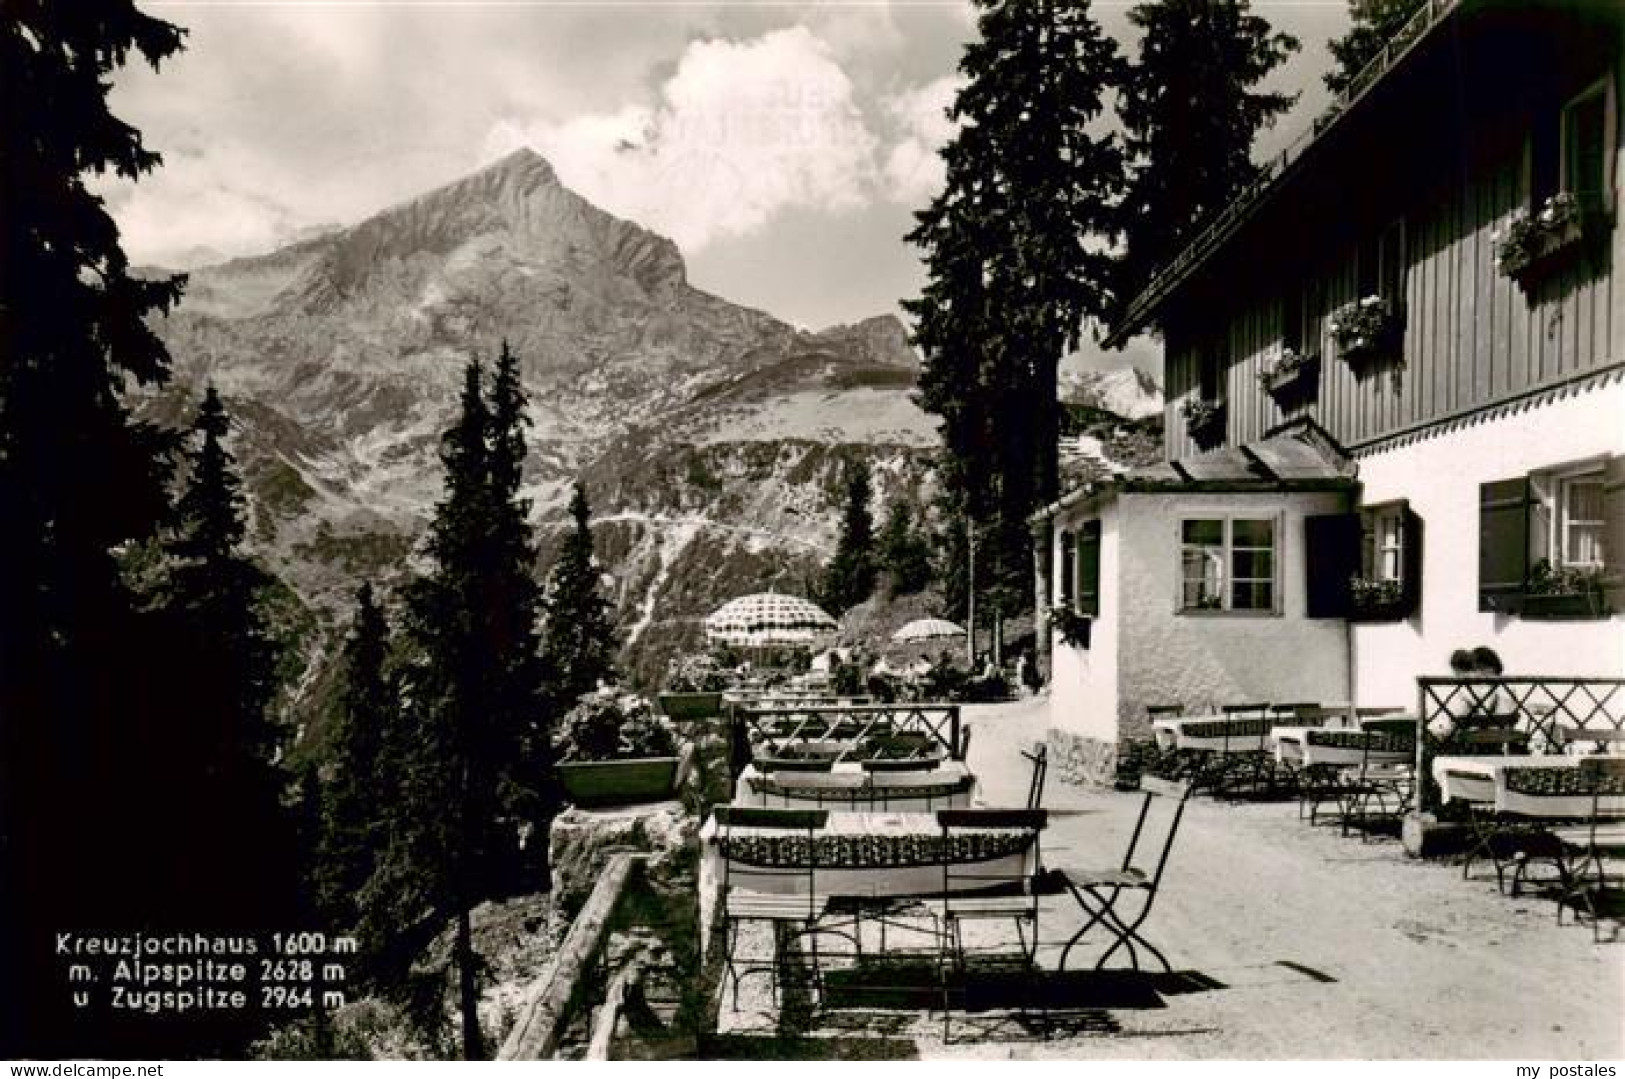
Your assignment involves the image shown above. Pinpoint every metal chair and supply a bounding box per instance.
[1548,757,1625,940]
[713,806,831,1010]
[1452,727,1535,890]
[1023,742,1049,810]
[1053,777,1192,973]
[930,808,1048,1041]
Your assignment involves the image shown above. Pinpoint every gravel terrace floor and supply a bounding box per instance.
[710,695,1625,1060]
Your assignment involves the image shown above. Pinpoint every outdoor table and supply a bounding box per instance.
[1297,727,1415,769]
[698,809,1043,957]
[733,760,977,811]
[1431,754,1583,805]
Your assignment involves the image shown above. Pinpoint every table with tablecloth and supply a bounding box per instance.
[733,760,977,811]
[1432,754,1625,816]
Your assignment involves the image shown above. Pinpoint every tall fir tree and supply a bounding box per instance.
[160,386,292,919]
[906,0,1125,622]
[1,1,188,1055]
[878,500,933,597]
[821,459,877,613]
[540,481,618,709]
[1115,0,1299,306]
[1324,0,1428,96]
[317,582,393,932]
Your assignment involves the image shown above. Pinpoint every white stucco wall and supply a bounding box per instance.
[1114,489,1353,739]
[1047,497,1121,747]
[1352,382,1625,708]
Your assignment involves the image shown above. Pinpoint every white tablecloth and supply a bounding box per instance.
[1432,755,1589,807]
[732,760,976,810]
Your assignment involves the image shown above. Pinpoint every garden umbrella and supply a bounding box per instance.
[892,618,967,644]
[705,592,838,649]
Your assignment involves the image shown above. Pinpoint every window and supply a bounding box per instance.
[1563,80,1613,207]
[1359,219,1406,302]
[1281,280,1310,354]
[1180,517,1276,614]
[1199,333,1228,402]
[1479,458,1621,616]
[1076,519,1101,617]
[1058,530,1075,605]
[1305,503,1423,620]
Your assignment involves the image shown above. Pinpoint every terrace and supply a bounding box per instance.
[709,696,1622,1059]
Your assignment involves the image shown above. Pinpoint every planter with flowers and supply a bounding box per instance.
[659,654,727,721]
[1348,575,1410,622]
[1050,605,1093,649]
[555,692,690,807]
[1329,296,1403,368]
[1493,192,1594,285]
[1181,398,1226,447]
[1258,348,1320,403]
[1520,559,1609,620]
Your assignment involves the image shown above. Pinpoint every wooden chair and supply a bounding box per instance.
[1052,777,1193,973]
[713,807,831,1010]
[1548,757,1625,940]
[930,808,1048,1041]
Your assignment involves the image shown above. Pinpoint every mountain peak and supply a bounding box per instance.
[478,146,559,183]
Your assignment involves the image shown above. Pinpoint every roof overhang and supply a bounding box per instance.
[1100,0,1468,349]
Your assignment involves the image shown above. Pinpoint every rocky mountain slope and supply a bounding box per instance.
[147,149,941,696]
[146,147,1162,706]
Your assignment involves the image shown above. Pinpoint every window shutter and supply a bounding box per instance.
[1058,530,1075,606]
[1604,456,1625,612]
[1076,520,1102,617]
[1305,513,1361,618]
[1479,478,1530,613]
[1401,505,1424,615]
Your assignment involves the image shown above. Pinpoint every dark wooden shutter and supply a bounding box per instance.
[1305,513,1361,618]
[1076,520,1102,617]
[1479,478,1530,613]
[1058,531,1075,606]
[1401,505,1424,615]
[1604,456,1625,612]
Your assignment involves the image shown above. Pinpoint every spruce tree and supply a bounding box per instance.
[161,386,291,920]
[540,482,618,708]
[906,0,1125,619]
[1,1,188,1054]
[317,583,393,931]
[1324,0,1428,96]
[822,459,877,612]
[879,501,933,597]
[1116,0,1299,302]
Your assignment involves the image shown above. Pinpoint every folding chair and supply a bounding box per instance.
[1334,727,1417,840]
[713,807,831,1010]
[1053,776,1192,972]
[930,808,1048,1041]
[1453,727,1534,890]
[1549,757,1625,941]
[1023,742,1049,810]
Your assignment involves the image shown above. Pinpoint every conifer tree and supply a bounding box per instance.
[879,501,933,597]
[906,0,1125,619]
[821,459,878,613]
[1,1,188,1054]
[1323,0,1427,96]
[540,482,618,708]
[1115,0,1299,303]
[317,583,393,931]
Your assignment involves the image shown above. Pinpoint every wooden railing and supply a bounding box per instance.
[1414,676,1625,812]
[734,704,964,763]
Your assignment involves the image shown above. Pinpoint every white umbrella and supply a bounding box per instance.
[705,592,838,649]
[892,618,967,644]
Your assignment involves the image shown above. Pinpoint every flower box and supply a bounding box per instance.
[1348,576,1411,622]
[1259,350,1320,401]
[657,691,724,721]
[1494,192,1599,285]
[557,756,683,808]
[1181,399,1226,446]
[1329,296,1403,368]
[1519,591,1608,621]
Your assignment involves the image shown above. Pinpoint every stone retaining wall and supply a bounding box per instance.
[1047,728,1161,790]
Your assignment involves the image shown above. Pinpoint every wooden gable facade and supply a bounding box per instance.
[1152,0,1623,460]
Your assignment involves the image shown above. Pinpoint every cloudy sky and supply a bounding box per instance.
[108,0,1350,374]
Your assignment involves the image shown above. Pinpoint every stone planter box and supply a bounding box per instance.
[558,755,684,808]
[1519,591,1608,620]
[657,692,724,721]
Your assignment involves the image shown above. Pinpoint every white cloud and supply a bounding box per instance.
[879,75,962,205]
[488,27,880,252]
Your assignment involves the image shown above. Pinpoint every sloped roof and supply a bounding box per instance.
[1033,419,1357,522]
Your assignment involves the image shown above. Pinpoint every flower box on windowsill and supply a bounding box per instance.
[1494,193,1607,286]
[1519,591,1609,621]
[1348,577,1411,622]
[1182,400,1226,447]
[1330,297,1403,370]
[1260,351,1320,401]
[1349,598,1412,623]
